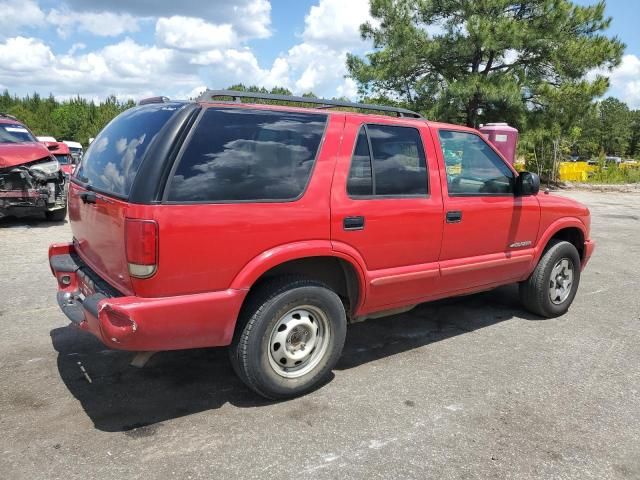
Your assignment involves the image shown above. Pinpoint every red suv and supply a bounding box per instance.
[49,91,595,399]
[1,114,67,220]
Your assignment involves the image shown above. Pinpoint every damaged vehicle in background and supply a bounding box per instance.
[62,140,83,162]
[48,141,76,176]
[0,113,67,221]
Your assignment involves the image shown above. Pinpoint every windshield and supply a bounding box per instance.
[54,154,71,164]
[0,124,37,144]
[75,103,183,197]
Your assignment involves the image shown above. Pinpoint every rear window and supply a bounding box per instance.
[167,108,327,202]
[0,124,36,144]
[75,103,182,197]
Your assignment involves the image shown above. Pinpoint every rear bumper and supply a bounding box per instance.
[49,243,246,351]
[582,239,596,270]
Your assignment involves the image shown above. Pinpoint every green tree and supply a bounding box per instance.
[628,110,640,159]
[347,0,624,127]
[597,97,631,156]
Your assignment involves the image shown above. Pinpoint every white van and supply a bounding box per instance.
[63,140,83,160]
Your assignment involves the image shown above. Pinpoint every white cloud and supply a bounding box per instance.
[47,8,140,38]
[252,0,373,98]
[233,0,272,40]
[302,0,371,48]
[0,36,197,99]
[0,37,54,72]
[0,0,46,37]
[62,0,271,40]
[156,16,237,50]
[67,43,86,55]
[591,54,640,109]
[0,0,372,101]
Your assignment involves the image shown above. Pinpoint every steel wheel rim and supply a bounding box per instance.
[549,258,574,305]
[267,305,330,379]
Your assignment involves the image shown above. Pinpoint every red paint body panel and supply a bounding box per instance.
[0,142,52,168]
[50,102,595,352]
[68,182,134,295]
[0,117,51,167]
[330,114,445,309]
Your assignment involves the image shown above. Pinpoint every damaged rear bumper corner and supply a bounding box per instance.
[49,243,247,351]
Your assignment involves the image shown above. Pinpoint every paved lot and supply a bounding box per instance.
[0,190,639,479]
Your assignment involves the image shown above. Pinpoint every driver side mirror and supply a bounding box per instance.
[515,171,540,196]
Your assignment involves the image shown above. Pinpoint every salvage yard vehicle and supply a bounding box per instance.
[1,114,67,221]
[49,91,595,399]
[62,140,83,161]
[48,142,76,176]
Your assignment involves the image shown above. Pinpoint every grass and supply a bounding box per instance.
[586,162,640,184]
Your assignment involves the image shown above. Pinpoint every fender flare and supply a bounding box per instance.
[532,217,587,266]
[229,240,369,311]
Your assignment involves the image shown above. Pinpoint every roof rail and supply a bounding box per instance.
[138,96,170,106]
[196,89,422,118]
[0,112,18,121]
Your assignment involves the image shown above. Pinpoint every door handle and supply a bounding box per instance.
[446,210,462,223]
[343,216,365,231]
[79,192,96,204]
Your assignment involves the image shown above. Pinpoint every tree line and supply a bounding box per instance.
[0,90,134,147]
[2,84,637,164]
[1,0,638,182]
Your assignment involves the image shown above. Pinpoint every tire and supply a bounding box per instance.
[519,240,581,318]
[229,276,347,400]
[45,205,67,222]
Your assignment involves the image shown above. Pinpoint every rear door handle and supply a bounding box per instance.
[446,211,462,223]
[79,192,96,204]
[343,216,365,231]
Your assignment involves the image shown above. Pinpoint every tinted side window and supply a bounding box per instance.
[167,108,327,202]
[369,125,427,196]
[346,125,428,197]
[346,129,373,196]
[75,103,182,197]
[438,130,514,195]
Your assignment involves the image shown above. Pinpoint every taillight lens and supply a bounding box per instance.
[125,219,158,278]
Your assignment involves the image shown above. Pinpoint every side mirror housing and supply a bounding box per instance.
[515,171,540,196]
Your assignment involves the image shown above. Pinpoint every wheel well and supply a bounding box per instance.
[547,227,585,259]
[247,257,361,319]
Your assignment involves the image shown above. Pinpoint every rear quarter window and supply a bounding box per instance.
[75,103,183,197]
[166,108,327,202]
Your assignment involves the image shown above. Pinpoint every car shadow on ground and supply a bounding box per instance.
[0,214,67,228]
[50,284,542,433]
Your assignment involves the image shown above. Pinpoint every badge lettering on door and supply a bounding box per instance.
[509,240,532,248]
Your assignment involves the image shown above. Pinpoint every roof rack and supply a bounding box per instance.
[0,112,18,121]
[138,96,170,106]
[196,90,422,118]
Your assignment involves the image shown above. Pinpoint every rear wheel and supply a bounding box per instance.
[519,240,581,318]
[45,205,67,222]
[229,277,347,399]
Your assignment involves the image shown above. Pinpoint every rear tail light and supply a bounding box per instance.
[125,218,158,278]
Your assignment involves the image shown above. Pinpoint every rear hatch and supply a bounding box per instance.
[69,103,185,295]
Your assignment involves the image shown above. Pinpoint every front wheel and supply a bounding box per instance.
[519,240,581,318]
[229,277,347,400]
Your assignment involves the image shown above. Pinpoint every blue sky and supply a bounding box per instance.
[0,0,638,108]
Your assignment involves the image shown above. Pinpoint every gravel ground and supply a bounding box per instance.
[0,190,638,480]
